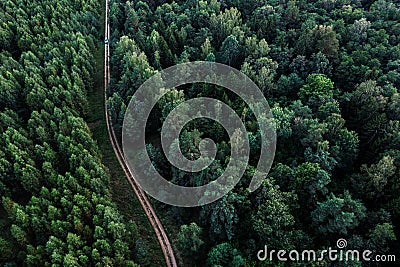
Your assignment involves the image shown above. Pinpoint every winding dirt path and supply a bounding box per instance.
[103,1,177,266]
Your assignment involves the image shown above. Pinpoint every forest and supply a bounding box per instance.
[107,0,399,266]
[0,0,140,266]
[1,0,400,266]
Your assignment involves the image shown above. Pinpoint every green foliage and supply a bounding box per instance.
[202,192,241,242]
[2,0,395,265]
[298,74,335,108]
[207,242,245,267]
[312,191,366,236]
[0,0,140,265]
[241,57,278,97]
[293,162,331,207]
[177,222,204,258]
[252,179,297,249]
[217,35,242,67]
[296,25,339,60]
[351,155,397,200]
[367,222,396,253]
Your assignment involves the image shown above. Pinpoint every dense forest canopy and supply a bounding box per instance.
[1,0,399,266]
[0,0,141,266]
[107,0,400,266]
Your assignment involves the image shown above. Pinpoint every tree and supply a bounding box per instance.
[210,7,242,47]
[241,57,278,96]
[0,237,14,261]
[146,30,174,67]
[0,53,22,109]
[351,155,397,200]
[312,191,367,236]
[201,192,241,242]
[124,1,140,34]
[217,35,242,67]
[270,104,294,139]
[252,179,297,249]
[177,223,204,258]
[201,37,214,59]
[250,5,281,41]
[296,25,339,59]
[310,52,332,75]
[114,36,156,99]
[276,73,304,98]
[350,18,371,44]
[158,88,185,123]
[207,243,245,267]
[367,223,396,254]
[298,74,335,109]
[293,162,331,208]
[285,0,300,26]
